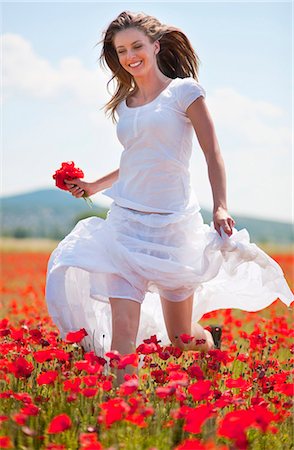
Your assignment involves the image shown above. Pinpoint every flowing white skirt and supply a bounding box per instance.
[45,201,293,355]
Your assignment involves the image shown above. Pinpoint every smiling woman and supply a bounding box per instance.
[45,10,293,387]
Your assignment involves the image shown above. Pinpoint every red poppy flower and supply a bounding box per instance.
[186,364,205,380]
[151,369,167,384]
[105,350,121,360]
[98,397,130,427]
[63,377,82,393]
[180,404,214,434]
[118,353,139,369]
[218,409,256,449]
[20,404,40,416]
[65,328,88,343]
[118,378,139,396]
[156,385,176,399]
[9,356,34,379]
[79,432,103,449]
[52,161,84,191]
[29,328,43,343]
[47,413,72,434]
[33,349,69,363]
[136,342,158,354]
[175,438,206,450]
[274,383,294,396]
[0,436,13,448]
[80,388,98,398]
[188,380,212,401]
[52,161,93,207]
[37,370,58,385]
[225,377,252,391]
[180,333,194,344]
[12,412,28,425]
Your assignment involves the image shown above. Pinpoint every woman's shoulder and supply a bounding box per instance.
[172,77,206,112]
[174,76,205,91]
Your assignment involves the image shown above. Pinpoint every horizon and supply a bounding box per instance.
[1,186,292,225]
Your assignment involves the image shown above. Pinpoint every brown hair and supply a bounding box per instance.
[97,11,202,123]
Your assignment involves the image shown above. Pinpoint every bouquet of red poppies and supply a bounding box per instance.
[52,161,93,208]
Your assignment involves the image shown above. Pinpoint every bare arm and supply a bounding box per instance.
[92,168,120,193]
[64,168,119,197]
[186,97,235,236]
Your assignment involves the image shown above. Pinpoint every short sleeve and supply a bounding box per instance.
[177,77,206,112]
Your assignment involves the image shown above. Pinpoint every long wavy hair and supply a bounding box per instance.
[97,11,202,123]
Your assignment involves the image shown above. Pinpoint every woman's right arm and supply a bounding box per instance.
[64,168,119,198]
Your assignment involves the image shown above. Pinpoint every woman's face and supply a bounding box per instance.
[113,27,160,77]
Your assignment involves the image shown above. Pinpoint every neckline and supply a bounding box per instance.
[124,78,177,110]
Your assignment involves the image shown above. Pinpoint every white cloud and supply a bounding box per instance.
[2,33,110,105]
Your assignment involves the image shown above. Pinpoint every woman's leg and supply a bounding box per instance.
[160,293,214,352]
[109,297,141,386]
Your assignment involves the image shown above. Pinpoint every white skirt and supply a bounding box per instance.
[45,201,293,355]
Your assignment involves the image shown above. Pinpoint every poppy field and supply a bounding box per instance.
[0,246,293,450]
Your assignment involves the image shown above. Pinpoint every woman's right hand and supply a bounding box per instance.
[64,178,96,198]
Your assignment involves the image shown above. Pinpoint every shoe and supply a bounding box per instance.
[209,325,222,350]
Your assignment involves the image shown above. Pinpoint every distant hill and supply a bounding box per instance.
[0,189,108,240]
[0,188,293,244]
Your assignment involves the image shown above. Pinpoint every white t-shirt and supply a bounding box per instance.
[102,77,206,214]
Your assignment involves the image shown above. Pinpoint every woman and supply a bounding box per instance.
[45,11,293,385]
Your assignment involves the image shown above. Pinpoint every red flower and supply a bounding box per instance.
[118,353,138,369]
[136,342,158,354]
[274,383,294,396]
[151,369,167,384]
[180,333,194,344]
[186,364,204,379]
[29,328,43,343]
[37,370,58,385]
[100,379,112,391]
[80,388,98,398]
[105,350,121,360]
[218,409,256,449]
[52,161,84,191]
[252,405,278,432]
[225,377,252,391]
[188,380,212,401]
[179,404,214,434]
[118,378,139,396]
[65,328,88,343]
[0,436,13,448]
[98,397,130,428]
[33,349,69,363]
[63,377,82,393]
[74,359,103,375]
[47,413,72,434]
[175,438,206,450]
[9,356,34,379]
[52,161,93,208]
[20,404,40,416]
[156,385,176,399]
[79,432,103,449]
[12,412,28,425]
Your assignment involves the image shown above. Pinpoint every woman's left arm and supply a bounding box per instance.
[186,97,236,237]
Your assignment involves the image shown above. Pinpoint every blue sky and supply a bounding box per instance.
[2,1,292,222]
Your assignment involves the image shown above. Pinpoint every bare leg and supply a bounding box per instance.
[109,297,141,387]
[160,293,214,352]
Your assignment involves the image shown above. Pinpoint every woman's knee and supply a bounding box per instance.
[110,298,141,338]
[160,293,193,339]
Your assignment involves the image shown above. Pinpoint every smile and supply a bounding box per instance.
[129,61,142,68]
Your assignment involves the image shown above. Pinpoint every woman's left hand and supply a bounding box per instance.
[213,207,236,237]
